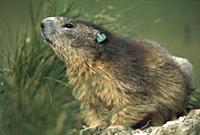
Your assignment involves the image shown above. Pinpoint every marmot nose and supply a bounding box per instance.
[40,17,56,30]
[40,22,45,30]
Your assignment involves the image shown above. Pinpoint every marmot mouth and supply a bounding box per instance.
[41,32,53,45]
[44,37,53,44]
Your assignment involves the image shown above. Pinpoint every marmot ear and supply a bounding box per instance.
[96,33,107,43]
[93,29,107,44]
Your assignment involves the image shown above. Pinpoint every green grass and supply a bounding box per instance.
[0,1,82,135]
[0,31,81,135]
[0,0,199,135]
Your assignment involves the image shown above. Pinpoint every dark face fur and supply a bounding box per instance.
[41,16,106,62]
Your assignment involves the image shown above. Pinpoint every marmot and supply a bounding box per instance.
[41,17,193,129]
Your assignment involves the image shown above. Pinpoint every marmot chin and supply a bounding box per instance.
[41,16,193,129]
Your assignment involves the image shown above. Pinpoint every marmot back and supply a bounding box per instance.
[41,16,193,128]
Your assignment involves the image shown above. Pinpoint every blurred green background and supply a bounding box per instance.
[0,0,200,135]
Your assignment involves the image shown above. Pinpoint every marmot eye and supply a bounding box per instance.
[62,23,74,28]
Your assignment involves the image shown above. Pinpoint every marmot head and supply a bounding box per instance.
[41,16,112,63]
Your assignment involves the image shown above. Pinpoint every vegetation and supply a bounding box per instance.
[0,0,199,135]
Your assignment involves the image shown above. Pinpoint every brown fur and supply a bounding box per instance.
[41,17,193,128]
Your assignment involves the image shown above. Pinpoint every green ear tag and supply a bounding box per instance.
[96,33,107,43]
